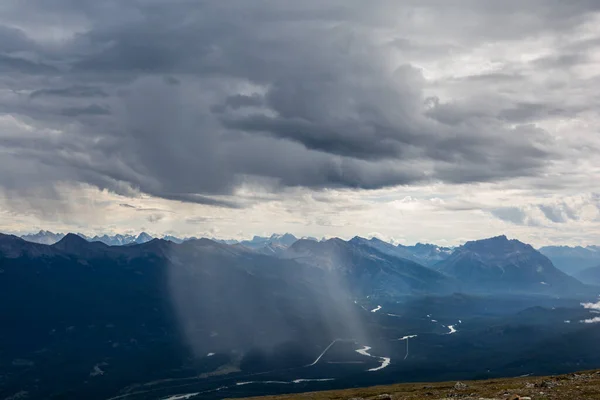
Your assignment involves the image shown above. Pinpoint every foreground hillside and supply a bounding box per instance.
[237,370,600,400]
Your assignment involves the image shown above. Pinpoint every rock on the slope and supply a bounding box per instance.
[454,381,468,390]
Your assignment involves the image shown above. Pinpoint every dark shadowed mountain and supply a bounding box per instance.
[0,233,373,399]
[437,235,588,295]
[0,232,58,258]
[0,233,372,349]
[2,234,344,345]
[286,238,456,298]
[539,245,600,276]
[349,236,453,267]
[52,232,112,255]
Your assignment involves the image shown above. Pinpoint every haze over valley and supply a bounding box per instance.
[3,231,600,399]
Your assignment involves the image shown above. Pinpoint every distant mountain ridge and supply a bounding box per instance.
[539,245,600,276]
[20,230,66,245]
[238,233,299,255]
[18,231,455,258]
[20,230,175,246]
[7,231,594,300]
[18,230,302,249]
[16,230,600,291]
[349,236,453,267]
[437,235,588,295]
[286,237,457,297]
[12,232,590,298]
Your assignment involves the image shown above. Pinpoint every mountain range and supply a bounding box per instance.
[18,230,600,284]
[539,245,600,276]
[20,230,66,245]
[18,230,453,265]
[285,237,456,298]
[19,230,157,246]
[238,233,300,255]
[349,236,453,267]
[6,232,590,295]
[2,231,600,399]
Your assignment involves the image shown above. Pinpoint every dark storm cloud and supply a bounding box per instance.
[163,76,180,86]
[156,192,241,208]
[539,205,567,223]
[491,207,527,225]
[453,72,525,83]
[489,201,585,226]
[489,206,544,227]
[223,94,264,110]
[60,104,110,116]
[532,53,590,69]
[30,86,108,99]
[0,54,57,75]
[0,0,598,205]
[538,204,580,223]
[222,114,406,160]
[498,103,570,123]
[0,25,36,53]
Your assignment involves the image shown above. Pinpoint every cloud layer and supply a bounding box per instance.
[1,1,600,242]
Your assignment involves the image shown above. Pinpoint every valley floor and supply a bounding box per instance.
[234,369,600,400]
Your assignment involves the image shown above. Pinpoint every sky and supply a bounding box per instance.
[1,1,600,246]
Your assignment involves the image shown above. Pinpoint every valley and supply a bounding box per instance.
[2,233,600,399]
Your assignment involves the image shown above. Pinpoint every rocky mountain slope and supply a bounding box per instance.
[348,237,452,267]
[285,238,456,297]
[436,235,588,295]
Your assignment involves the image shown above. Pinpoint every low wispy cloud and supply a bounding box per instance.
[30,85,108,99]
[147,214,165,223]
[491,207,527,225]
[581,301,600,310]
[580,300,600,323]
[581,316,600,324]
